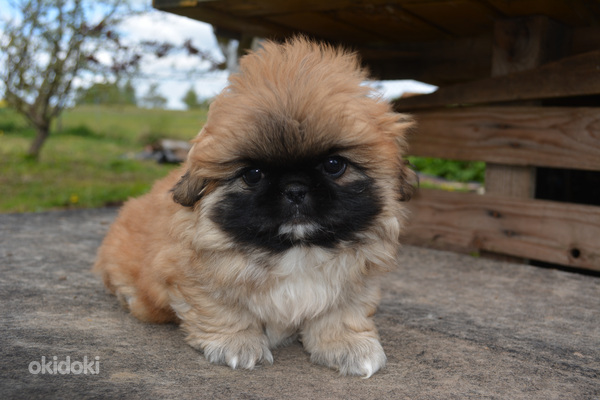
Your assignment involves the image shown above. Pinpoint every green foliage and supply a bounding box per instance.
[181,87,211,110]
[182,86,200,110]
[1,105,208,213]
[408,156,486,183]
[140,83,168,109]
[121,80,137,106]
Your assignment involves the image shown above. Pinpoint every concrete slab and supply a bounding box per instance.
[1,208,599,399]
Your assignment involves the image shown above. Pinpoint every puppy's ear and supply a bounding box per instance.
[398,160,418,202]
[393,114,417,202]
[171,170,206,207]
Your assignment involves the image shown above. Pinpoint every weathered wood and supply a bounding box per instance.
[393,49,600,111]
[485,166,536,198]
[365,24,600,84]
[334,4,450,43]
[403,189,600,271]
[154,5,294,39]
[491,17,568,77]
[267,12,383,45]
[402,0,499,36]
[485,17,564,203]
[195,0,417,17]
[572,25,600,55]
[361,35,493,84]
[410,107,600,170]
[155,0,600,29]
[487,0,600,27]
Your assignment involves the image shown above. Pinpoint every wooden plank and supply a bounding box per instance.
[361,35,493,84]
[403,0,499,36]
[154,0,600,28]
[486,17,547,204]
[403,189,600,271]
[485,0,600,27]
[267,12,383,45]
[485,16,567,205]
[409,107,600,171]
[365,25,600,83]
[334,4,449,44]
[572,26,600,55]
[485,166,535,198]
[490,16,568,77]
[393,49,600,111]
[151,5,294,39]
[194,0,418,17]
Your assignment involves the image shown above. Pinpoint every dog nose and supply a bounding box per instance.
[283,183,308,205]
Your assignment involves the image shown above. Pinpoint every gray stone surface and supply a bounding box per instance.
[0,208,599,399]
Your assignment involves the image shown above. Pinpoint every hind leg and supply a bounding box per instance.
[94,260,176,324]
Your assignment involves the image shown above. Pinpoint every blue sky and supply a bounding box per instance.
[1,0,435,109]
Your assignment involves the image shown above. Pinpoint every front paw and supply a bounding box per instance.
[200,333,273,370]
[309,336,386,378]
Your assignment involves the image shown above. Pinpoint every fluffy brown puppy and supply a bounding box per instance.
[93,36,414,378]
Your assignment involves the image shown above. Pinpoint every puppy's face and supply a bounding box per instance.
[210,142,381,252]
[172,39,414,253]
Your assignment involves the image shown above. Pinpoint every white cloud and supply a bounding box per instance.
[115,10,228,109]
[119,11,221,57]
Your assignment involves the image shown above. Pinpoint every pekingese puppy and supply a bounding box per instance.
[93,36,415,378]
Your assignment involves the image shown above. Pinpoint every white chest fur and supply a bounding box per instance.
[246,246,362,326]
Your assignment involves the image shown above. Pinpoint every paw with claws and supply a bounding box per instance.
[307,334,386,378]
[301,311,386,378]
[190,331,273,370]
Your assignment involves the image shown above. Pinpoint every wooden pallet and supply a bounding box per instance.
[396,17,600,271]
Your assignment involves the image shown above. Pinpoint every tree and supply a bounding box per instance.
[0,1,222,159]
[140,83,167,109]
[75,79,137,106]
[182,85,200,110]
[121,79,137,106]
[75,82,121,105]
[0,0,142,159]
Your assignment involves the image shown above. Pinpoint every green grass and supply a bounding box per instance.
[0,105,207,213]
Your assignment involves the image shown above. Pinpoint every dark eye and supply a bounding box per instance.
[243,168,263,186]
[322,156,347,178]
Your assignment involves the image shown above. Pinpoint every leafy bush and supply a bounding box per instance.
[408,156,485,183]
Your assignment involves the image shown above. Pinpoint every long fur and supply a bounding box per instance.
[93,36,415,377]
